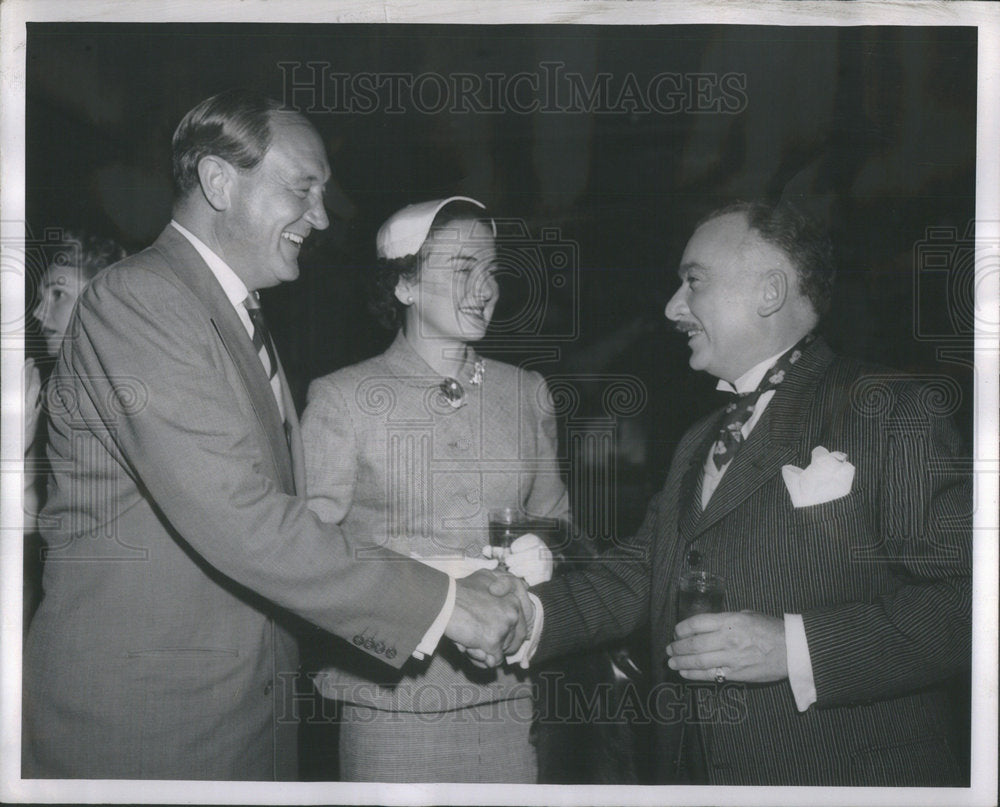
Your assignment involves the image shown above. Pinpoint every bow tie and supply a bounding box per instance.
[710,333,815,470]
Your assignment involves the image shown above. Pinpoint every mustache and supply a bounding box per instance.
[671,319,700,334]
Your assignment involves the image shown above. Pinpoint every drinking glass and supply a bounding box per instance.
[676,570,727,621]
[487,507,530,570]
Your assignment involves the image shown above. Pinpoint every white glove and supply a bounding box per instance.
[484,533,554,586]
[505,592,544,669]
[410,553,498,578]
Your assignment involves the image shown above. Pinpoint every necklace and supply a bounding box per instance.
[439,358,486,409]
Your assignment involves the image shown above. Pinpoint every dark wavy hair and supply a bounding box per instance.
[368,200,489,331]
[699,200,836,318]
[56,230,128,282]
[171,89,284,198]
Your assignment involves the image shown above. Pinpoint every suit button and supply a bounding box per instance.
[364,637,376,650]
[386,648,397,660]
[375,641,386,654]
[263,681,273,695]
[353,634,364,646]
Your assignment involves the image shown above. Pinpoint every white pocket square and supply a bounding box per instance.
[781,446,855,508]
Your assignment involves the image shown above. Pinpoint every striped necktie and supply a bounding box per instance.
[244,292,278,380]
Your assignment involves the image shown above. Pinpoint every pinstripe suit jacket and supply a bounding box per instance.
[301,332,569,712]
[22,226,448,780]
[535,338,971,785]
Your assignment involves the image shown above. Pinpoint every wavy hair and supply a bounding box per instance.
[699,200,836,318]
[171,89,284,198]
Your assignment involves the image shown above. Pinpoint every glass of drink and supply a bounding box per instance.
[676,570,726,622]
[488,507,529,570]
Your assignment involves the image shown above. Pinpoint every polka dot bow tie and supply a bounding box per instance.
[711,333,816,471]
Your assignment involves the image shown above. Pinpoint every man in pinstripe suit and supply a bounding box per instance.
[529,201,971,785]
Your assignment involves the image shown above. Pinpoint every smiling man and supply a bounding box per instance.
[529,200,972,785]
[22,90,531,781]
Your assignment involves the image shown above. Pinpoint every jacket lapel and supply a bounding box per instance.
[687,338,835,540]
[151,226,295,495]
[276,355,304,495]
[676,416,719,542]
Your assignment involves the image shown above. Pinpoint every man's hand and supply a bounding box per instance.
[666,610,787,683]
[446,569,532,668]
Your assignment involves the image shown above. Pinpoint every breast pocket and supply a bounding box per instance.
[789,487,867,526]
[787,487,886,568]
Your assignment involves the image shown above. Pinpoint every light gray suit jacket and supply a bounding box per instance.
[22,226,448,780]
[301,332,570,711]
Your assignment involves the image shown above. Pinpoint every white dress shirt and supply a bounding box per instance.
[170,220,284,422]
[169,220,457,660]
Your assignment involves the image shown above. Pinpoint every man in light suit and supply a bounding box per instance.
[530,201,971,785]
[22,90,530,780]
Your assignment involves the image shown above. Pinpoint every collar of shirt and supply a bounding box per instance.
[715,343,799,395]
[171,220,285,421]
[170,220,250,312]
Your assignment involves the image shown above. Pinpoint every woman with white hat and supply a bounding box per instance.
[300,197,567,782]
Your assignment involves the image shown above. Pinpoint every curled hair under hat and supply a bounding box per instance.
[368,200,490,331]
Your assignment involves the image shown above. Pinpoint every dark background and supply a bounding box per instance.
[24,24,978,484]
[24,22,977,782]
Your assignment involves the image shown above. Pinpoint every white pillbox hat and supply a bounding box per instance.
[375,196,493,260]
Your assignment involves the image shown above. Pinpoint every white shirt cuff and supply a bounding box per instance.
[784,612,817,711]
[506,592,544,669]
[412,575,456,660]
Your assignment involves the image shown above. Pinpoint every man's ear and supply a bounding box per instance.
[197,156,233,212]
[758,269,788,317]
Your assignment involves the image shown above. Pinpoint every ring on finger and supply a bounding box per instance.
[713,667,727,684]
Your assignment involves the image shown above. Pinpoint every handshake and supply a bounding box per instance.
[430,534,553,669]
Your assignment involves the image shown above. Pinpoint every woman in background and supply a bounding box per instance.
[24,231,126,625]
[301,197,564,783]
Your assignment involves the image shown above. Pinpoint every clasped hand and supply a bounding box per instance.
[445,569,534,668]
[665,610,788,683]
